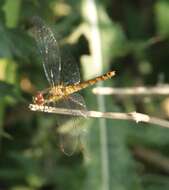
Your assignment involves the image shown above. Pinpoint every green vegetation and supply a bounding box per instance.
[0,0,169,189]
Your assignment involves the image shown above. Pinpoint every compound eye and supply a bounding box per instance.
[33,92,44,105]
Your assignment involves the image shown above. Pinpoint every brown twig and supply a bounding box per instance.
[29,104,169,128]
[92,85,169,96]
[133,146,169,174]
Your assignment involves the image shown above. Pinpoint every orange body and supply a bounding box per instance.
[34,70,116,105]
[48,71,115,102]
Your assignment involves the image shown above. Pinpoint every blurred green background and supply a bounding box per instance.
[0,0,169,190]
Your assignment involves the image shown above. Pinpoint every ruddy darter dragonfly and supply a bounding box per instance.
[30,17,115,156]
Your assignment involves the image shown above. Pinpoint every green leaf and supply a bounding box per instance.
[0,21,12,58]
[0,81,19,99]
[155,1,169,36]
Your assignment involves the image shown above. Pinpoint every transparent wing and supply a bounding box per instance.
[60,45,80,85]
[31,16,61,86]
[67,93,87,116]
[53,93,87,156]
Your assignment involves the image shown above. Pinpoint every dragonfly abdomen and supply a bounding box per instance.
[66,70,115,94]
[85,70,115,86]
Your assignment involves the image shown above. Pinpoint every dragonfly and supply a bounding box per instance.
[30,17,116,156]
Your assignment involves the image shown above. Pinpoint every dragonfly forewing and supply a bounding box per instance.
[32,17,61,86]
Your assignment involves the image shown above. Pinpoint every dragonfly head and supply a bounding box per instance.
[33,92,45,105]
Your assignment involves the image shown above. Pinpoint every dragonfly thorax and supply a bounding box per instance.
[49,85,65,96]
